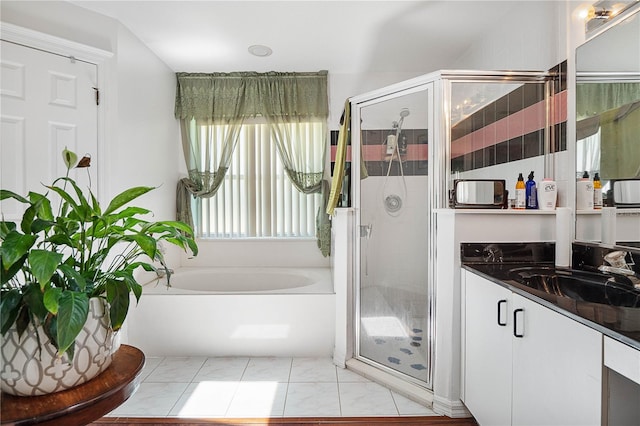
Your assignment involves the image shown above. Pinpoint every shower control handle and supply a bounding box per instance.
[497,299,507,326]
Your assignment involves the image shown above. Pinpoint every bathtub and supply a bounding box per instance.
[126,267,335,357]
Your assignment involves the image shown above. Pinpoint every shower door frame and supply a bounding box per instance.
[347,70,551,405]
[349,73,443,396]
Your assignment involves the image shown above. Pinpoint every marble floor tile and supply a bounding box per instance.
[104,356,437,419]
[193,357,250,382]
[338,382,399,416]
[241,357,292,382]
[168,381,239,417]
[144,357,207,383]
[391,391,440,416]
[108,382,188,417]
[139,356,163,381]
[284,382,341,417]
[225,381,288,417]
[289,357,337,383]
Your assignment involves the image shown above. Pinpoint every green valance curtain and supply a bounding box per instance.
[174,71,331,254]
[576,82,640,120]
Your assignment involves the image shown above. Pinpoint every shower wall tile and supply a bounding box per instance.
[508,136,524,162]
[449,60,567,172]
[330,60,568,174]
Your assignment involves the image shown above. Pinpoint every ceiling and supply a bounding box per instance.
[71,1,520,74]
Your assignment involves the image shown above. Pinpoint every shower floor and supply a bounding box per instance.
[359,286,429,382]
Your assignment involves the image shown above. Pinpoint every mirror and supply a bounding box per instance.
[450,179,507,209]
[576,5,640,248]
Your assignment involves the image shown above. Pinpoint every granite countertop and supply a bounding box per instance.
[463,262,640,351]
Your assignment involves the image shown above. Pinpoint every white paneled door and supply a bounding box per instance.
[1,40,98,221]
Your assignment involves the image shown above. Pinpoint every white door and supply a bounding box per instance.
[1,40,98,221]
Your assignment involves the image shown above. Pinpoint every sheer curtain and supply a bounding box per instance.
[174,71,330,254]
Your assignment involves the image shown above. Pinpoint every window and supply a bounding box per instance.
[193,121,324,238]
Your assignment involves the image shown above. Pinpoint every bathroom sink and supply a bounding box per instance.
[508,267,640,308]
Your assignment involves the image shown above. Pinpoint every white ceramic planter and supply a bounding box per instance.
[1,297,120,396]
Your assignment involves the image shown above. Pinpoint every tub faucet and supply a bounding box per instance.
[156,268,174,278]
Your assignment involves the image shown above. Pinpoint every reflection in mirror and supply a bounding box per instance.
[450,179,506,209]
[575,5,640,249]
[613,179,640,207]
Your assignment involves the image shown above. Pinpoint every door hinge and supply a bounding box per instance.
[92,87,100,106]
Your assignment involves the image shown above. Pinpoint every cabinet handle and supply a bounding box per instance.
[497,300,507,326]
[513,308,524,338]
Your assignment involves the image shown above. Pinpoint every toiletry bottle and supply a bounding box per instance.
[593,172,602,209]
[576,171,594,210]
[515,173,526,209]
[539,178,557,210]
[525,171,538,209]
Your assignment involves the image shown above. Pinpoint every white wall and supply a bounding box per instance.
[453,1,570,71]
[114,25,182,266]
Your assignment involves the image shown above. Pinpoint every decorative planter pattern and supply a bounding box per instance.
[1,297,120,396]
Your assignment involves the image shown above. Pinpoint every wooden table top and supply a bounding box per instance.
[1,344,144,426]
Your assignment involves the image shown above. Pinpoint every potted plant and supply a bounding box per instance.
[0,148,198,396]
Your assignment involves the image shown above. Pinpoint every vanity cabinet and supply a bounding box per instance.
[462,270,602,426]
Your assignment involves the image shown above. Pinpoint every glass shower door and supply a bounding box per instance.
[355,87,432,385]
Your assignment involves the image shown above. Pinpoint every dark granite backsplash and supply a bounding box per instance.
[461,242,555,264]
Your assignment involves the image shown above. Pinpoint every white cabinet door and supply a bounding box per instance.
[511,294,602,426]
[1,40,98,220]
[463,271,513,426]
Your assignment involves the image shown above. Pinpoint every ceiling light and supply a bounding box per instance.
[248,45,272,57]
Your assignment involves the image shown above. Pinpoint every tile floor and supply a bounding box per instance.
[106,356,439,418]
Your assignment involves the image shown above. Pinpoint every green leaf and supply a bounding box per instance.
[106,279,130,331]
[28,250,63,288]
[0,253,26,285]
[23,282,49,320]
[0,189,30,204]
[103,186,155,215]
[56,291,89,358]
[132,233,157,259]
[58,264,87,291]
[0,221,17,239]
[20,204,37,235]
[43,287,63,315]
[0,289,23,334]
[0,231,37,270]
[28,192,53,221]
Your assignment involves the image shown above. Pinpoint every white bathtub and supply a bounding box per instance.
[127,267,335,357]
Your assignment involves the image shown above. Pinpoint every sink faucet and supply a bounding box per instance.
[598,251,640,288]
[482,244,504,263]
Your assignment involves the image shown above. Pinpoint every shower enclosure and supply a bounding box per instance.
[347,71,550,401]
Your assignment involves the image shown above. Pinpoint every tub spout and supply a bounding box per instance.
[156,268,174,278]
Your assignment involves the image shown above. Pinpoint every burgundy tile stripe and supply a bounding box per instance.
[451,91,567,158]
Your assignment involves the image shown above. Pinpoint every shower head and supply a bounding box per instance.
[399,108,410,118]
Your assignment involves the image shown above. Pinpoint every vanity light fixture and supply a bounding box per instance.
[248,44,273,57]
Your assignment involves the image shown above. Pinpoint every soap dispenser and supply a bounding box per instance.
[593,173,602,209]
[525,171,538,209]
[515,173,526,209]
[576,171,594,210]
